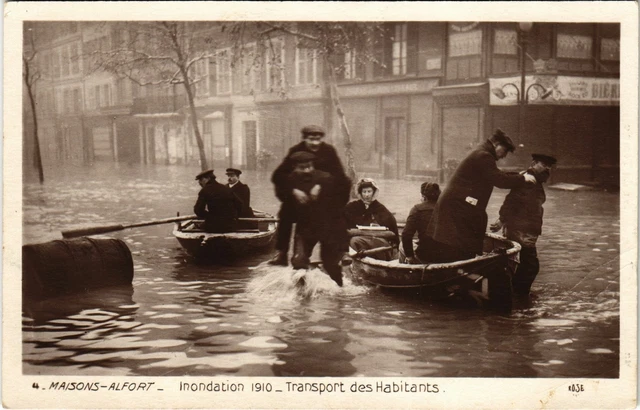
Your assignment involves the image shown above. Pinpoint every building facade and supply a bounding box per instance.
[24,21,620,185]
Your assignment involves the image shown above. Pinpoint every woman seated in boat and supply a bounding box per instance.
[400,182,440,264]
[344,178,398,261]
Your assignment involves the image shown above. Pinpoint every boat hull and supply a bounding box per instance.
[173,213,277,261]
[349,233,520,308]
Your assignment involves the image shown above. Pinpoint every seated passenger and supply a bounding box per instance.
[344,178,398,260]
[400,182,441,264]
[194,169,242,233]
[226,168,254,218]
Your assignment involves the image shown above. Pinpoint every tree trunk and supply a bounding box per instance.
[181,76,209,171]
[26,77,44,184]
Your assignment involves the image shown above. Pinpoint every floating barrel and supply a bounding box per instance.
[22,237,134,300]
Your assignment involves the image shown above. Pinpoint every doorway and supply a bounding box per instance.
[384,117,406,179]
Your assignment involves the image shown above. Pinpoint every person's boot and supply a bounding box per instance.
[268,251,288,266]
[329,271,343,287]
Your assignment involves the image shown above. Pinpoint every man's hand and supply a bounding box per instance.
[489,219,503,232]
[404,256,420,264]
[292,189,309,204]
[309,184,321,201]
[523,173,537,184]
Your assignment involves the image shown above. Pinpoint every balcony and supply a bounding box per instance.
[131,95,187,115]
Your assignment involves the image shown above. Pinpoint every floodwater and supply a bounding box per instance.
[20,163,620,377]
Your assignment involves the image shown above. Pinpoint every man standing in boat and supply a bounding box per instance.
[285,151,348,287]
[344,178,399,261]
[194,169,242,233]
[427,129,537,263]
[400,182,441,264]
[269,125,350,266]
[490,153,557,296]
[226,168,254,218]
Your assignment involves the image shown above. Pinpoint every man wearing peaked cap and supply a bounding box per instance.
[490,153,558,296]
[426,128,537,263]
[269,125,350,266]
[193,168,242,233]
[225,168,253,218]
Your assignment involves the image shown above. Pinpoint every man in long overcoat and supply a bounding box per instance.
[269,125,350,265]
[427,129,537,262]
[490,153,557,295]
[226,168,254,218]
[194,169,242,233]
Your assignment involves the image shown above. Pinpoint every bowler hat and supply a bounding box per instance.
[301,125,325,136]
[225,168,242,176]
[492,129,516,152]
[531,153,557,166]
[289,151,316,164]
[195,169,215,180]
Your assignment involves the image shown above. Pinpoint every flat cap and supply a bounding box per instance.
[195,169,215,180]
[289,151,316,164]
[301,124,325,136]
[531,153,557,166]
[225,168,242,176]
[493,129,516,152]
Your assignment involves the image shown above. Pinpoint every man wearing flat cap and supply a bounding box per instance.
[269,124,350,266]
[285,151,348,286]
[490,153,557,296]
[225,168,254,218]
[427,129,537,262]
[194,169,242,233]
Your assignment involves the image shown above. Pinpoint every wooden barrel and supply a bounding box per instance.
[22,238,134,300]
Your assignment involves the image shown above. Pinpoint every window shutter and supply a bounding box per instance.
[209,55,217,96]
[406,23,419,74]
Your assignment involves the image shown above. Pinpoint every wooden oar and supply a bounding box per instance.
[351,245,395,259]
[62,215,279,239]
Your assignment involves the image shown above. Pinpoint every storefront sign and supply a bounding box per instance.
[489,75,619,106]
[339,79,439,98]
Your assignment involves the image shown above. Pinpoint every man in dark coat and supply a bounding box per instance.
[490,153,557,295]
[226,168,254,218]
[427,129,537,262]
[194,169,242,233]
[344,178,398,261]
[400,182,440,264]
[286,151,348,286]
[269,125,350,266]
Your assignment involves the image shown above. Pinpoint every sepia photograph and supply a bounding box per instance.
[4,2,637,409]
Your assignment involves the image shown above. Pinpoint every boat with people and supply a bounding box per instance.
[173,210,277,260]
[348,230,521,309]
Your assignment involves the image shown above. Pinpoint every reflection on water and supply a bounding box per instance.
[21,164,620,377]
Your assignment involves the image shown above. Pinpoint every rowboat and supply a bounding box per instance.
[173,211,277,261]
[348,232,521,309]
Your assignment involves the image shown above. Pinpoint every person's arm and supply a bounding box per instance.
[244,185,251,208]
[377,205,399,245]
[483,154,527,190]
[194,191,207,218]
[271,148,297,201]
[401,206,418,258]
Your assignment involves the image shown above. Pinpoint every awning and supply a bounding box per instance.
[203,111,225,119]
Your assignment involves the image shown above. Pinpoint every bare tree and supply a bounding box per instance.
[91,22,223,171]
[227,22,385,183]
[23,24,45,183]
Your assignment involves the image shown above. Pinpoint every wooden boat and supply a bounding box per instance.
[348,232,521,309]
[173,211,277,260]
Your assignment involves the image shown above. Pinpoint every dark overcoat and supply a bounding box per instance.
[194,179,242,233]
[499,169,547,237]
[401,200,437,259]
[344,200,399,245]
[286,169,348,245]
[428,140,526,255]
[229,182,253,217]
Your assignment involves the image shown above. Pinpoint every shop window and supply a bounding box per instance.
[295,47,317,85]
[557,33,592,59]
[600,38,619,61]
[493,29,517,55]
[392,23,408,75]
[216,50,232,95]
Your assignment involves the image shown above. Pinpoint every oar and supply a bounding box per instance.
[61,215,200,238]
[62,215,280,239]
[351,245,395,259]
